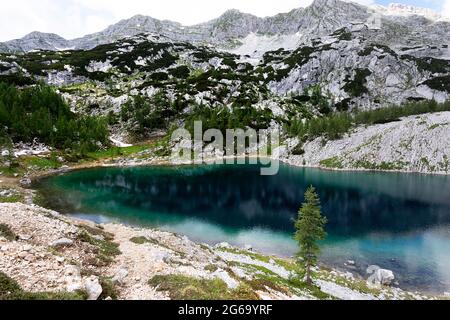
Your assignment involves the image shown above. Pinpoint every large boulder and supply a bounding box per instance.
[366,265,395,286]
[84,276,103,300]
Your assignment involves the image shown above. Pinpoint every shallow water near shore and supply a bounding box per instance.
[36,163,450,293]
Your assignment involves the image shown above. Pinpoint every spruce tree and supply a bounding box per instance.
[294,186,327,285]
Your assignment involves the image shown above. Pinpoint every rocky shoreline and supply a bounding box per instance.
[1,202,446,300]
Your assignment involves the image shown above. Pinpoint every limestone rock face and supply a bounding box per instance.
[282,111,450,175]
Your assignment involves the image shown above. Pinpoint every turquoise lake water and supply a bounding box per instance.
[36,163,450,293]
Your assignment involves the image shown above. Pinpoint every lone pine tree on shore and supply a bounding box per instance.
[294,186,328,285]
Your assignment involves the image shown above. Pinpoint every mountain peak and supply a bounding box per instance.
[0,0,448,54]
[222,9,242,15]
[216,8,255,21]
[22,31,66,41]
[311,0,342,7]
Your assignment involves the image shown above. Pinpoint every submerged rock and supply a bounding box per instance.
[346,260,356,266]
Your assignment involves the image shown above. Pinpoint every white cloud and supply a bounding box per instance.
[443,0,450,19]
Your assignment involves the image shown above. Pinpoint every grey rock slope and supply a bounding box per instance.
[1,0,448,54]
[1,30,447,112]
[282,111,450,174]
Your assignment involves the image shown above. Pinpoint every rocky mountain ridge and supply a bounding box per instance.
[0,0,448,55]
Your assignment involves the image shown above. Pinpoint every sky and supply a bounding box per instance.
[0,0,448,42]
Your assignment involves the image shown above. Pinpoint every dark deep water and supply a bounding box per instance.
[36,163,450,293]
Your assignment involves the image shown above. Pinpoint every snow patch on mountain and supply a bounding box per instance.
[373,3,446,22]
[228,33,303,58]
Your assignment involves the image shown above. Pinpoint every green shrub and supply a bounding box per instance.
[169,65,191,79]
[292,143,305,156]
[342,68,372,97]
[0,224,17,241]
[130,236,151,245]
[99,277,119,300]
[148,275,258,300]
[77,230,120,266]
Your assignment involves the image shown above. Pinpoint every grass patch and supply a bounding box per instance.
[246,278,291,296]
[238,263,331,300]
[287,275,333,300]
[130,236,153,245]
[0,193,24,203]
[218,247,272,264]
[0,165,25,177]
[99,277,119,300]
[353,160,407,171]
[0,224,17,241]
[77,229,120,266]
[320,157,344,169]
[148,274,258,300]
[228,256,331,300]
[204,264,219,273]
[23,156,61,170]
[0,272,87,300]
[428,122,449,130]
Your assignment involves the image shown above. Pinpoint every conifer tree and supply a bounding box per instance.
[294,186,327,285]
